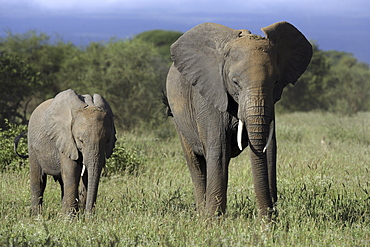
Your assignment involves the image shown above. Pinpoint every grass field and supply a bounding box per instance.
[1,112,370,246]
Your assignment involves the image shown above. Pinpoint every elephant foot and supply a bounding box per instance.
[30,204,43,217]
[259,205,278,225]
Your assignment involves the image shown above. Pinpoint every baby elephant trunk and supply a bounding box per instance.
[84,156,104,213]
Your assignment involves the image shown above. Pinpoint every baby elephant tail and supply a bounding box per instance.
[161,90,173,118]
[14,131,29,159]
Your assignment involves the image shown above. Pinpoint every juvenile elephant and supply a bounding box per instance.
[27,89,116,215]
[166,22,312,219]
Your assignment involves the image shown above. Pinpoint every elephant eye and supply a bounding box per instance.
[232,77,242,89]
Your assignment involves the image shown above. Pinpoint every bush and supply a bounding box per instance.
[0,120,28,172]
[103,141,145,177]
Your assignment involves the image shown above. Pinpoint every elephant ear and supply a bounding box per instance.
[93,94,116,158]
[45,89,87,160]
[80,94,94,106]
[171,22,243,112]
[262,21,313,102]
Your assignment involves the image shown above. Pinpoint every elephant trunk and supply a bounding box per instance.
[238,91,274,218]
[85,155,104,214]
[237,119,274,152]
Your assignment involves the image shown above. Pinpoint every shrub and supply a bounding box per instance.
[0,120,28,172]
[103,141,144,177]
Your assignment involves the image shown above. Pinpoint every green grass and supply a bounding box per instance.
[1,112,370,246]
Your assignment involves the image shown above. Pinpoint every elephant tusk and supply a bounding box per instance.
[81,165,86,177]
[263,120,275,153]
[237,120,244,151]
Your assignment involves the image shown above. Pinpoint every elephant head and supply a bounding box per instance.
[170,22,312,217]
[45,89,116,212]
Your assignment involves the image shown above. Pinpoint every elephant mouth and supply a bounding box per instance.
[237,119,274,152]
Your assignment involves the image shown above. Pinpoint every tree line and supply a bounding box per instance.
[279,43,370,114]
[1,30,369,130]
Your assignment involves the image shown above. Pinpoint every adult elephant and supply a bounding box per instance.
[165,22,312,219]
[26,89,116,216]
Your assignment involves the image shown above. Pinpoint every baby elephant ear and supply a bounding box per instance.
[45,89,86,160]
[93,94,114,115]
[262,21,313,102]
[171,22,241,112]
[93,94,116,158]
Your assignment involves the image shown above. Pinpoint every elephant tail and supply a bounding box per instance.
[14,131,29,159]
[161,90,173,117]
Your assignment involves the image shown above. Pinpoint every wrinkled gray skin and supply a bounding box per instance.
[28,89,116,216]
[166,22,312,219]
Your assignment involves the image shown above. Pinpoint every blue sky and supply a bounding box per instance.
[1,0,369,64]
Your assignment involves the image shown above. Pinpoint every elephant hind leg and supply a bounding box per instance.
[178,132,207,213]
[30,159,47,215]
[53,176,64,201]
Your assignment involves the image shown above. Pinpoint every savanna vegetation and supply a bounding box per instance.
[2,31,370,130]
[1,30,370,245]
[1,113,370,246]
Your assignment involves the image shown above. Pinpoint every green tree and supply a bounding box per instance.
[278,43,370,115]
[134,30,183,62]
[0,52,41,128]
[325,52,370,114]
[277,43,331,112]
[58,42,104,93]
[97,39,168,130]
[59,39,169,130]
[0,31,80,101]
[0,30,174,131]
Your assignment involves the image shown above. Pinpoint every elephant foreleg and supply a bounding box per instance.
[60,155,82,216]
[205,148,230,216]
[266,123,277,204]
[78,171,88,212]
